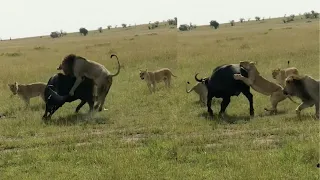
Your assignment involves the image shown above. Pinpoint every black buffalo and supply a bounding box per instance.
[195,64,254,118]
[42,73,95,120]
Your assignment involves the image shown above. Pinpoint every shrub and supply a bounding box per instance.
[179,24,189,31]
[167,17,177,26]
[98,27,103,33]
[304,11,319,19]
[284,14,295,23]
[154,21,159,28]
[50,31,60,38]
[311,10,319,18]
[60,30,67,36]
[210,20,219,29]
[79,27,88,36]
[304,12,312,19]
[148,24,156,29]
[230,20,235,26]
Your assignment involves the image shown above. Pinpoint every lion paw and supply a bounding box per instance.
[233,74,243,80]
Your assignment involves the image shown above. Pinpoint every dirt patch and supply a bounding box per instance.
[122,134,146,143]
[205,143,223,148]
[253,135,278,145]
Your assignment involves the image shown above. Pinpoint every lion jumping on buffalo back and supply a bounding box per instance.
[57,54,121,111]
[233,61,298,114]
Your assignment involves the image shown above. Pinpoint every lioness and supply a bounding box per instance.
[57,54,120,111]
[233,61,297,114]
[8,82,46,107]
[186,81,207,105]
[272,61,299,87]
[283,74,319,119]
[139,68,177,93]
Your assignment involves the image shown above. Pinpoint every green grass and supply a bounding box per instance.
[0,19,319,179]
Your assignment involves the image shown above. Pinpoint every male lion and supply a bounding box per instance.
[8,82,46,107]
[57,54,120,111]
[139,68,177,93]
[272,61,299,87]
[233,61,297,114]
[283,74,319,119]
[186,81,207,106]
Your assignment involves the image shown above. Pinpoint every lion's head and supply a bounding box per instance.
[271,68,281,79]
[139,69,148,80]
[239,61,259,77]
[8,82,19,95]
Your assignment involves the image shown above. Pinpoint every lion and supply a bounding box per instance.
[272,61,299,87]
[283,74,319,119]
[233,61,298,114]
[186,81,207,105]
[8,82,46,107]
[139,68,177,93]
[56,54,120,111]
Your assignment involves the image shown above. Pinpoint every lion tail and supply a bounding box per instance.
[171,72,177,78]
[109,54,121,77]
[186,81,194,93]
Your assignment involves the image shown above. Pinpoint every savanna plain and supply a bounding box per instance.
[0,17,319,179]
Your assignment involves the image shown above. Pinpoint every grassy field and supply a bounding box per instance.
[0,18,319,180]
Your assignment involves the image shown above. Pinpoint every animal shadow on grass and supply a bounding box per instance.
[0,104,44,119]
[46,113,108,126]
[282,114,318,121]
[191,99,219,106]
[192,101,204,106]
[197,111,251,124]
[259,110,287,117]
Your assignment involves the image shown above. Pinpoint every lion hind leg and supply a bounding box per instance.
[97,84,112,112]
[264,91,286,115]
[165,76,171,88]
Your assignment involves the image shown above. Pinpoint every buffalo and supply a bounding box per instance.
[195,64,254,119]
[42,73,95,120]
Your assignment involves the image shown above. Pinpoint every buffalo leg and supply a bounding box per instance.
[219,96,231,117]
[88,100,94,119]
[88,100,94,112]
[48,107,58,119]
[42,104,49,120]
[75,100,86,113]
[207,93,214,118]
[242,90,254,117]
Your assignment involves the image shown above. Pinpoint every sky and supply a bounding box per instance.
[0,0,319,39]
